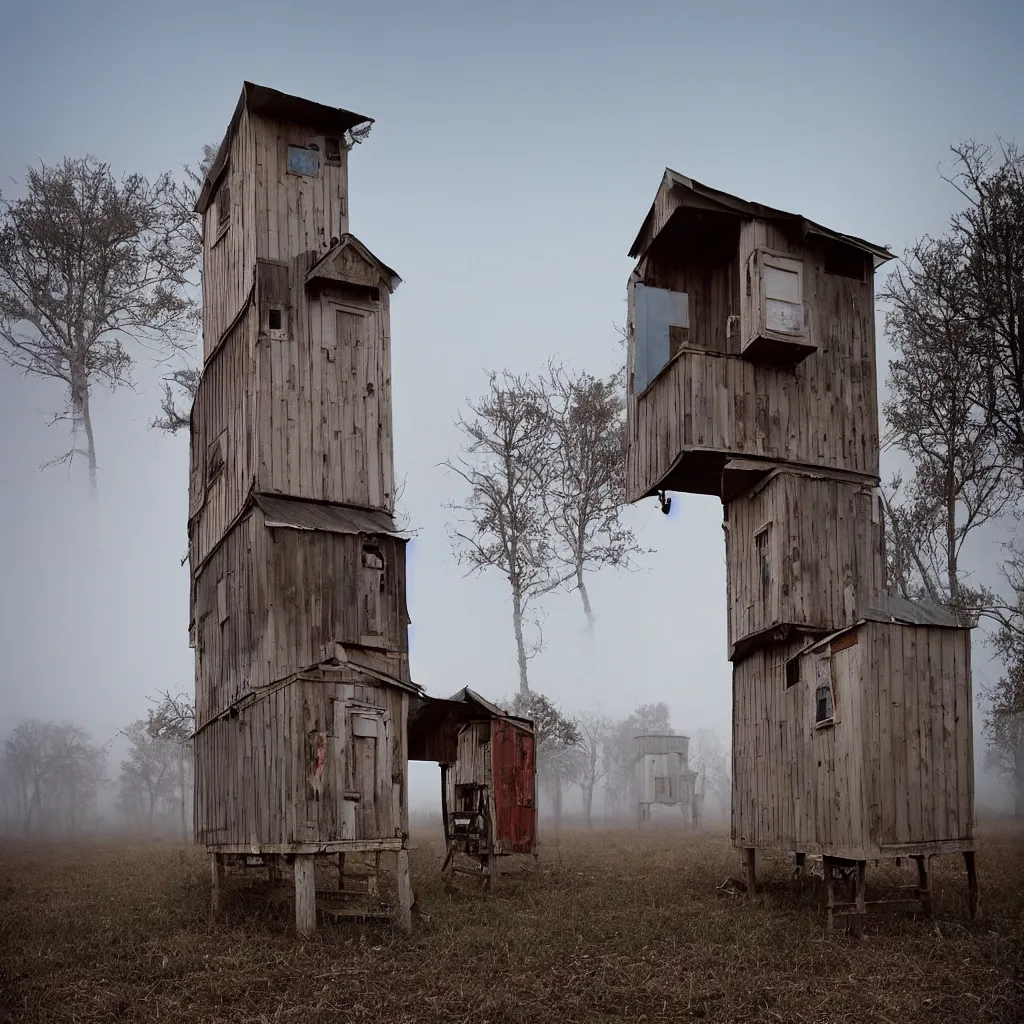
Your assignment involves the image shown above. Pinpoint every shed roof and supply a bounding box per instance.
[629,169,895,266]
[305,234,402,293]
[255,494,399,536]
[196,81,373,214]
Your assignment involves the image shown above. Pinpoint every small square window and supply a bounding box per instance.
[755,524,772,605]
[814,656,835,726]
[325,137,342,164]
[268,308,282,332]
[786,659,800,688]
[815,684,834,724]
[287,145,319,177]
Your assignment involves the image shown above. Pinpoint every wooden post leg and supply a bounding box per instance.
[294,854,317,937]
[964,850,980,920]
[742,847,756,898]
[210,853,224,923]
[486,850,497,892]
[852,861,867,938]
[825,858,835,931]
[267,854,281,893]
[336,853,346,890]
[395,850,412,934]
[914,855,933,918]
[793,851,806,890]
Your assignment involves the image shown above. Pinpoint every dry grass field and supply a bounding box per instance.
[1,823,1022,1023]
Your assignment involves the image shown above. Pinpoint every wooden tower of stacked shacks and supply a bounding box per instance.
[633,734,697,828]
[624,170,979,930]
[189,82,420,935]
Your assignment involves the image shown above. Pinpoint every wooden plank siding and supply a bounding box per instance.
[193,508,410,727]
[626,229,880,502]
[195,673,406,849]
[731,623,974,859]
[724,470,885,654]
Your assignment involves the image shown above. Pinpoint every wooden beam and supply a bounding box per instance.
[742,848,756,898]
[294,855,317,937]
[395,850,412,935]
[210,853,225,924]
[964,850,980,920]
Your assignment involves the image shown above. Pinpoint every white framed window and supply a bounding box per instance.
[762,255,804,335]
[814,655,835,727]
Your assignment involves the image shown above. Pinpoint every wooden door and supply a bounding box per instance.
[491,721,536,854]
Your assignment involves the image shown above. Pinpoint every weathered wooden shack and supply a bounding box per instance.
[409,688,537,888]
[624,170,978,929]
[189,82,419,934]
[633,734,697,826]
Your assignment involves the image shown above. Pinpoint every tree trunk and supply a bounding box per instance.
[946,473,961,615]
[72,365,97,495]
[576,560,595,630]
[583,782,593,828]
[552,770,563,826]
[511,582,529,696]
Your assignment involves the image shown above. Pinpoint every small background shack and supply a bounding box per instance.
[624,170,978,931]
[189,83,419,935]
[409,688,537,888]
[634,734,697,827]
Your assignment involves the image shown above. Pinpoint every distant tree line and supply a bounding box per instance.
[0,692,194,839]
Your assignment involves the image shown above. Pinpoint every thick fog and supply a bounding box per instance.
[1,0,1021,817]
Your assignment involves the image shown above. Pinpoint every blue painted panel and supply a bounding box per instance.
[634,284,688,393]
[287,145,320,177]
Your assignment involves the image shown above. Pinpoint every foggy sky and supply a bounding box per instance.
[1,0,1021,809]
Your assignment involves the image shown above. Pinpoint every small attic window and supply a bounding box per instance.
[823,241,867,281]
[755,523,772,605]
[267,307,287,336]
[324,137,342,164]
[786,658,800,689]
[217,180,231,229]
[287,145,320,177]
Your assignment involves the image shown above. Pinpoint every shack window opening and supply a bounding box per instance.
[206,434,225,487]
[815,684,834,724]
[268,308,282,332]
[633,283,689,392]
[287,145,320,177]
[755,524,772,605]
[762,255,804,335]
[823,241,866,281]
[217,180,230,229]
[325,137,343,164]
[786,659,800,688]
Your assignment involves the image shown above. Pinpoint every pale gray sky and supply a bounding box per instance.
[1,0,1021,808]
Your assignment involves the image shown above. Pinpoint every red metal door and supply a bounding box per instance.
[491,720,536,854]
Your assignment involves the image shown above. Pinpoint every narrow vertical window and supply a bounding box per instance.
[755,523,772,607]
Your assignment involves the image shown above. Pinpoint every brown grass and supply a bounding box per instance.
[1,824,1022,1023]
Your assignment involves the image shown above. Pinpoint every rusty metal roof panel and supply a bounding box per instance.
[629,168,895,265]
[862,594,963,628]
[254,494,398,536]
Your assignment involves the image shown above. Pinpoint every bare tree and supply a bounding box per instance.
[446,371,559,695]
[541,361,643,628]
[118,720,179,836]
[146,691,195,843]
[946,141,1024,477]
[882,233,1012,619]
[153,143,218,435]
[1,720,106,837]
[0,157,198,491]
[563,711,610,828]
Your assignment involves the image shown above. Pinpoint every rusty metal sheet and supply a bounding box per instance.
[491,720,536,854]
[255,494,398,536]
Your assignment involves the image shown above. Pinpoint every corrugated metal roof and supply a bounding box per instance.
[255,494,398,536]
[629,169,895,265]
[862,594,962,628]
[196,82,373,214]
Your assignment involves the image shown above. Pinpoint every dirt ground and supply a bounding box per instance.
[1,822,1022,1023]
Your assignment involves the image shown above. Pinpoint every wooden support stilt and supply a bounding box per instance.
[852,860,867,938]
[824,858,835,930]
[485,850,497,892]
[294,854,317,937]
[337,852,346,890]
[210,852,224,923]
[964,850,980,920]
[395,849,412,934]
[793,851,806,890]
[914,855,933,917]
[742,847,756,898]
[267,854,281,893]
